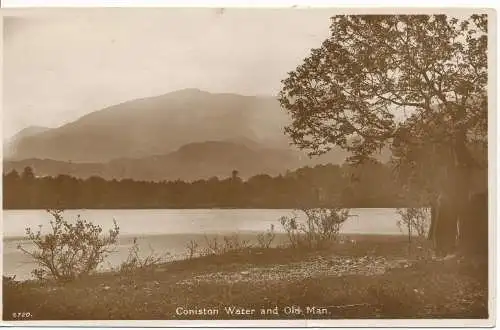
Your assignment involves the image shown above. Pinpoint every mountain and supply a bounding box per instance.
[3,140,354,181]
[4,89,291,162]
[4,89,391,180]
[7,126,51,140]
[4,126,51,157]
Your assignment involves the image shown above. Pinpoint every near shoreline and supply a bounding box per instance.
[3,234,488,320]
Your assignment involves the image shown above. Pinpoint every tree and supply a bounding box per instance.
[279,14,487,254]
[5,170,20,181]
[231,169,241,182]
[396,207,431,244]
[22,166,35,180]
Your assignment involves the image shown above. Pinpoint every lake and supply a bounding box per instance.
[2,208,404,280]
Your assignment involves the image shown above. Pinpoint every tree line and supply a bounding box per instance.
[4,160,415,209]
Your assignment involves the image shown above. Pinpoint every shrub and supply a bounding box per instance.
[200,234,251,256]
[280,208,350,249]
[120,237,167,273]
[186,240,199,259]
[279,212,303,248]
[3,275,17,286]
[303,208,350,248]
[396,208,431,241]
[18,209,119,282]
[222,233,251,252]
[201,235,221,256]
[256,224,276,248]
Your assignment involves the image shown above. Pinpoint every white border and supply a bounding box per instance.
[0,3,497,328]
[0,0,498,8]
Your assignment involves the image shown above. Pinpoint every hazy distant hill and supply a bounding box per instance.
[4,140,359,181]
[3,126,50,157]
[4,89,291,162]
[3,89,391,180]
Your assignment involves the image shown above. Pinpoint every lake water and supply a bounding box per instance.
[2,209,403,280]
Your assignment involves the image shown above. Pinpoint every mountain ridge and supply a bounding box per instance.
[4,89,391,181]
[3,139,359,182]
[4,89,291,162]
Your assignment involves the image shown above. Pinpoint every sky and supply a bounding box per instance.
[2,8,337,139]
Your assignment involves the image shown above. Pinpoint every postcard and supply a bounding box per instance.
[0,6,495,327]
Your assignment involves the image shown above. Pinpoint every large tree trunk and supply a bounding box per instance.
[459,191,488,257]
[429,130,488,258]
[430,192,458,257]
[453,128,488,257]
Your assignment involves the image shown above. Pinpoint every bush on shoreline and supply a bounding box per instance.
[17,209,119,282]
[280,208,350,249]
[200,234,252,256]
[119,237,169,274]
[396,208,431,240]
[16,207,355,282]
[186,240,199,259]
[256,224,276,248]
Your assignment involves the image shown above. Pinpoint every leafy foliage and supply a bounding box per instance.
[200,234,251,256]
[256,224,276,248]
[185,240,199,259]
[279,14,487,163]
[280,208,350,248]
[396,208,431,239]
[3,163,413,209]
[279,212,303,248]
[119,237,167,273]
[279,14,488,253]
[18,209,119,281]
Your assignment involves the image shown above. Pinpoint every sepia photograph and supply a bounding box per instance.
[0,6,495,326]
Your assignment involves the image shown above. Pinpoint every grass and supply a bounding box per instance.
[2,235,488,320]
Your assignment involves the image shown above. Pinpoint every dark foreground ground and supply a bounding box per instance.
[3,235,488,320]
